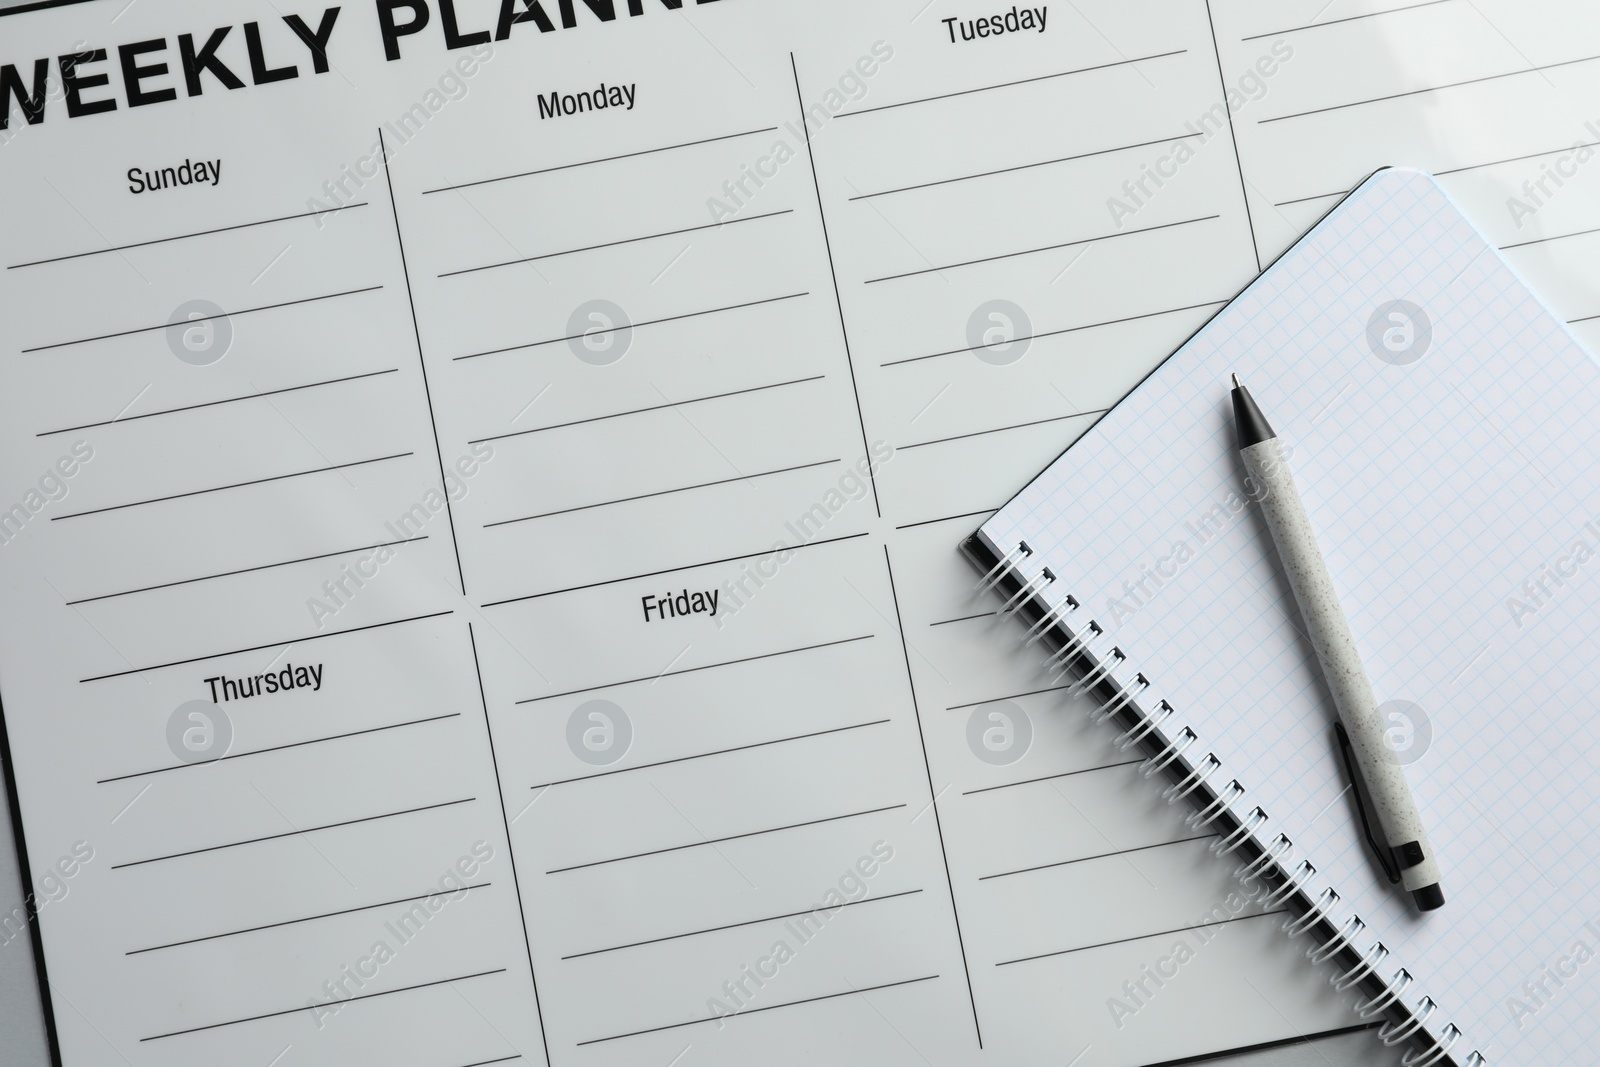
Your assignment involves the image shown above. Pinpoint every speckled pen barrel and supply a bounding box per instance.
[1233,377,1444,912]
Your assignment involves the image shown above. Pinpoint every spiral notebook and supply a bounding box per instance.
[965,166,1600,1067]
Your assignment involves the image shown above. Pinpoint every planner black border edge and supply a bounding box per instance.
[0,0,106,20]
[0,687,65,1067]
[959,534,1469,1067]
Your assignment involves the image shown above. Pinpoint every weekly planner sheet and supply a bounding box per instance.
[2,2,1597,1066]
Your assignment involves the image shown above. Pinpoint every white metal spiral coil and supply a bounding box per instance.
[1261,859,1316,912]
[1400,1024,1461,1067]
[1186,779,1243,830]
[978,541,1475,1067]
[1377,988,1428,1041]
[1140,726,1195,778]
[1090,673,1148,725]
[997,568,1051,618]
[1113,699,1173,751]
[1236,833,1292,883]
[1021,593,1078,646]
[975,542,1029,592]
[1066,643,1122,699]
[1306,913,1362,963]
[1211,807,1267,858]
[1332,941,1388,992]
[1280,882,1334,936]
[1360,969,1414,1021]
[1161,752,1220,804]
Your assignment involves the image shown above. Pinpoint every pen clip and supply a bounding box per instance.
[1334,722,1401,885]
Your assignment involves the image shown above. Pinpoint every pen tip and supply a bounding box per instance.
[1231,372,1243,389]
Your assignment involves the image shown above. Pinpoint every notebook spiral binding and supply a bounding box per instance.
[970,538,1482,1067]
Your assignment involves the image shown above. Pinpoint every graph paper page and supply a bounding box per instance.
[982,167,1600,1066]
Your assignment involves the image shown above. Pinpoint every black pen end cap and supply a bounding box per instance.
[1230,375,1277,448]
[1412,883,1445,911]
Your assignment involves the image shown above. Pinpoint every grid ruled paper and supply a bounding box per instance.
[981,167,1600,1066]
